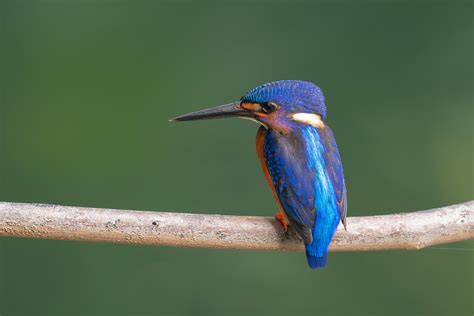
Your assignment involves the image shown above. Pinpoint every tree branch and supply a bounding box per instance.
[0,201,473,252]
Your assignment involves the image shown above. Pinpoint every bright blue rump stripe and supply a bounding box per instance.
[302,126,340,258]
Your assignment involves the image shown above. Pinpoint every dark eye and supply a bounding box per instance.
[262,101,278,113]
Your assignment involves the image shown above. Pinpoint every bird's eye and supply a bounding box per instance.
[261,102,278,114]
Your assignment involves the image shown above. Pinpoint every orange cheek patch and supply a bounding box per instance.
[240,102,261,111]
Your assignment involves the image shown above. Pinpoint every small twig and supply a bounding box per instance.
[0,201,472,252]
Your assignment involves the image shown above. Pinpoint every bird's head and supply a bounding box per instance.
[170,80,327,132]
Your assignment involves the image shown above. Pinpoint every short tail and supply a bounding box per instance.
[305,251,328,269]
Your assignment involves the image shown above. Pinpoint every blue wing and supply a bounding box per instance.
[318,126,347,229]
[263,125,346,268]
[263,129,316,230]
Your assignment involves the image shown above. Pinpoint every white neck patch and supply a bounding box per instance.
[291,113,325,128]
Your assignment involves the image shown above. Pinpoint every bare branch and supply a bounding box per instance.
[0,201,473,252]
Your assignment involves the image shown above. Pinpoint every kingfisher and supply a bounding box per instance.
[171,80,347,269]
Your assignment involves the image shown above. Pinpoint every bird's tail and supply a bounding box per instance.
[305,250,328,269]
[303,204,339,269]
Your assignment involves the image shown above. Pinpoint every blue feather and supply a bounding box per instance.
[302,126,341,268]
[263,129,316,228]
[263,125,344,269]
[306,253,327,269]
[241,80,327,119]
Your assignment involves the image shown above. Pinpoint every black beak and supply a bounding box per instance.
[169,102,248,122]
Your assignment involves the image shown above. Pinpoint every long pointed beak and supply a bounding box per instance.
[169,102,248,122]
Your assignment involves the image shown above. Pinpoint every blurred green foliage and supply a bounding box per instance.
[0,1,472,315]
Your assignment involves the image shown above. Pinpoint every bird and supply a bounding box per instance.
[170,80,347,269]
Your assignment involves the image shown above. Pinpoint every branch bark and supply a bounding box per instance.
[0,201,473,252]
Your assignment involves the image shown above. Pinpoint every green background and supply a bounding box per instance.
[1,1,472,315]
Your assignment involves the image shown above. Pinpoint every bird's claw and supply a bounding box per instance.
[274,212,289,233]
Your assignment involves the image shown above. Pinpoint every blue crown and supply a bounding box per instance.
[241,80,327,119]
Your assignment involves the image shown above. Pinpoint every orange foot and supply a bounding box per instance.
[274,212,289,233]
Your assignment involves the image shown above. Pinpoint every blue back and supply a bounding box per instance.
[263,125,345,269]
